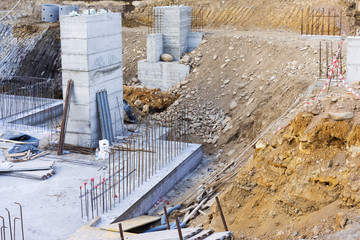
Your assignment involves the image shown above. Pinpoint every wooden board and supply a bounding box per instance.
[126,228,202,240]
[100,215,161,232]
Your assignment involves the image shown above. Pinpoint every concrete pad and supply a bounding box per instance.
[138,60,190,91]
[100,215,161,232]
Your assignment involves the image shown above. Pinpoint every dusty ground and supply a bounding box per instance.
[2,0,360,239]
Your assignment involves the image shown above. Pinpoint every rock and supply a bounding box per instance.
[255,141,267,150]
[224,79,230,85]
[336,212,348,228]
[328,112,354,121]
[220,63,227,69]
[181,55,191,64]
[229,101,238,110]
[161,53,174,62]
[213,55,218,60]
[226,149,236,156]
[142,104,150,113]
[180,79,189,86]
[134,99,143,108]
[211,135,219,144]
[349,146,360,158]
[229,46,234,50]
[194,57,201,61]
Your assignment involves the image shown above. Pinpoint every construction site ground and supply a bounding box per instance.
[3,0,360,239]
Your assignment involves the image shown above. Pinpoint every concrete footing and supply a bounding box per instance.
[138,60,190,90]
[100,143,202,224]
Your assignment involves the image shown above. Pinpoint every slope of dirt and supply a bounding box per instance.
[128,0,355,34]
[208,92,360,239]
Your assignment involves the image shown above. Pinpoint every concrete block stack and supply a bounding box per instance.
[60,13,124,148]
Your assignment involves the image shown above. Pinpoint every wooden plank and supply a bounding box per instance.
[127,228,202,240]
[58,79,73,156]
[101,215,161,232]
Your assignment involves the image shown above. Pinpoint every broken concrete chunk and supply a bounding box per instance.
[160,53,174,62]
[229,101,238,110]
[328,112,354,121]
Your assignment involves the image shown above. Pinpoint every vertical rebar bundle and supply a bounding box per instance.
[0,203,25,240]
[0,76,61,132]
[301,8,343,36]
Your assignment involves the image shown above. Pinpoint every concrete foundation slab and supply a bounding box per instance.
[97,143,202,224]
[138,60,190,91]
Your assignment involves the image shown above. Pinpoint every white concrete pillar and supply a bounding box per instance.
[154,6,191,60]
[347,37,360,85]
[147,33,163,62]
[60,13,124,148]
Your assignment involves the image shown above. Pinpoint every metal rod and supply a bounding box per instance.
[13,218,19,240]
[14,203,24,240]
[215,196,228,231]
[319,41,322,78]
[5,209,12,240]
[0,216,5,240]
[175,215,183,240]
[164,206,170,230]
[118,223,125,240]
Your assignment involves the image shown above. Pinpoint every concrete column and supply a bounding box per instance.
[147,33,163,62]
[154,6,191,60]
[347,37,360,85]
[60,13,124,148]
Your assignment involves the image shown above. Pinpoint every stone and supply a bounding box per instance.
[335,212,348,228]
[134,99,143,108]
[224,79,230,85]
[328,112,354,121]
[181,55,192,64]
[180,79,189,86]
[213,55,218,60]
[220,63,227,69]
[142,104,150,113]
[211,135,219,144]
[229,101,238,110]
[255,141,267,149]
[161,53,174,62]
[194,57,201,61]
[226,149,236,156]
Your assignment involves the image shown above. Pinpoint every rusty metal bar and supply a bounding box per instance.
[164,206,170,230]
[118,223,125,240]
[215,196,228,231]
[175,216,183,240]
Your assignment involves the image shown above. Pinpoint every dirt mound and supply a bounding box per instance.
[123,86,178,114]
[208,94,360,239]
